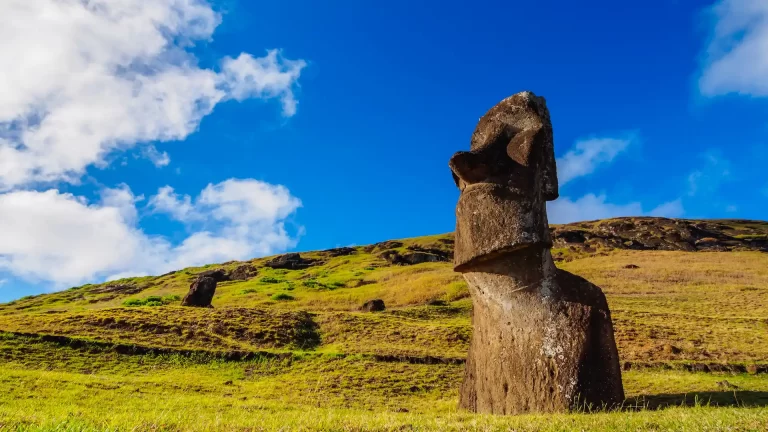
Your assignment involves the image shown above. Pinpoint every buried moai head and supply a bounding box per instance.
[449,92,559,271]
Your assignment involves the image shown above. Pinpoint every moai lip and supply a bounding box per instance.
[450,91,625,414]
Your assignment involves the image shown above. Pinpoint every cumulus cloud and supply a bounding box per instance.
[148,186,196,222]
[0,0,306,190]
[699,0,768,96]
[0,179,302,286]
[556,135,634,186]
[548,194,683,224]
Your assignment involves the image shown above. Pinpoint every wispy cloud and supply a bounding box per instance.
[140,145,171,168]
[549,132,683,223]
[699,0,768,97]
[548,194,683,224]
[687,150,731,196]
[556,134,635,186]
[648,199,685,218]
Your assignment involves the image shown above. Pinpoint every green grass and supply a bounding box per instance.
[0,332,767,431]
[122,294,181,307]
[1,219,768,430]
[3,249,767,364]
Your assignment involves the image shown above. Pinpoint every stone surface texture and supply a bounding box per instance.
[450,91,624,414]
[181,276,217,307]
[360,299,386,312]
[265,253,319,270]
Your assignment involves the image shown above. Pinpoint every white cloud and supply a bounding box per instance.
[649,199,685,218]
[140,145,171,168]
[556,135,634,186]
[0,0,305,190]
[0,189,146,284]
[699,0,768,96]
[687,151,731,196]
[197,179,302,226]
[99,184,143,225]
[148,186,196,222]
[0,179,302,286]
[548,194,641,224]
[548,194,684,224]
[221,52,306,117]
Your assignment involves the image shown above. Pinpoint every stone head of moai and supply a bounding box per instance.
[449,92,558,271]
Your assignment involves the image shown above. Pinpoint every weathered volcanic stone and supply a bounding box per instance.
[181,276,217,307]
[360,299,385,312]
[449,91,624,414]
[228,264,258,281]
[380,250,449,265]
[197,269,229,282]
[265,253,318,270]
[325,247,357,257]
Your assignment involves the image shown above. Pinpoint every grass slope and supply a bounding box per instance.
[1,218,768,430]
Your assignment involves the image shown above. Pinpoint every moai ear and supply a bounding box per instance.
[506,127,539,167]
[505,125,558,200]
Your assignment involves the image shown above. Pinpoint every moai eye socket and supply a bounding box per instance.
[457,92,559,201]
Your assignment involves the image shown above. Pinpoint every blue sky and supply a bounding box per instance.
[1,0,766,302]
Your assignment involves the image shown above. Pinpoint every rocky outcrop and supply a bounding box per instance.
[550,218,768,255]
[228,264,258,281]
[89,283,144,295]
[380,250,449,265]
[364,219,767,263]
[407,245,453,260]
[265,253,320,270]
[181,276,217,307]
[449,92,624,414]
[324,247,357,257]
[362,240,404,253]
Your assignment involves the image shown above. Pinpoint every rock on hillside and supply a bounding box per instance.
[549,218,768,258]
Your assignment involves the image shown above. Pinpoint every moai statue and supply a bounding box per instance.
[449,92,624,414]
[181,276,216,307]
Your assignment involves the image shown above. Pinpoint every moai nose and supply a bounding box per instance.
[449,151,492,188]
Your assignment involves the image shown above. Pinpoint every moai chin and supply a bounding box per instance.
[449,91,624,414]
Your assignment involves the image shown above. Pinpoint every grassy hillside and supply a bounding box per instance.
[1,218,768,431]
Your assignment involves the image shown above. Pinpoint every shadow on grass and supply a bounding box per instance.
[624,391,768,410]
